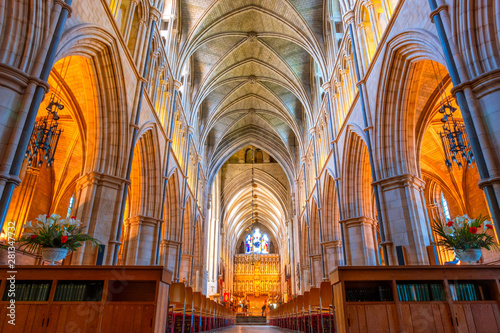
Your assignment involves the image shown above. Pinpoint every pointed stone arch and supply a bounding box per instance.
[121,127,162,265]
[341,128,378,266]
[56,24,130,178]
[160,168,182,271]
[322,172,342,272]
[374,30,446,179]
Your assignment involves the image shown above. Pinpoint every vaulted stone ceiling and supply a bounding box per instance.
[218,147,290,251]
[177,0,327,183]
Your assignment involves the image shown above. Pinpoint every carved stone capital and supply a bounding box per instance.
[173,79,182,90]
[372,173,426,191]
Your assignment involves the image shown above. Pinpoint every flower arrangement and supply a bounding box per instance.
[432,215,498,251]
[18,214,100,253]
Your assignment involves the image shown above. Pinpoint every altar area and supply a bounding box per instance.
[232,253,281,315]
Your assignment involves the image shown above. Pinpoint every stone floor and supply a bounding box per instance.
[220,325,281,332]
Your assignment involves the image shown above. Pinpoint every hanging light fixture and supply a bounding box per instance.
[25,56,72,168]
[25,93,63,168]
[431,61,474,169]
[438,97,474,168]
[246,148,257,232]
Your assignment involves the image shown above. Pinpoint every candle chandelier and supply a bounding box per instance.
[25,93,63,168]
[438,97,474,168]
[246,148,258,232]
[431,61,474,169]
[24,56,72,168]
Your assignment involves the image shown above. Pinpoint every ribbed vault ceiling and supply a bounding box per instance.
[178,0,326,251]
[178,0,326,182]
[220,160,290,251]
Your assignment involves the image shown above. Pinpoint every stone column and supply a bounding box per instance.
[160,240,180,272]
[71,172,128,265]
[301,265,311,291]
[157,80,169,124]
[161,14,176,59]
[428,1,500,228]
[192,265,202,291]
[310,254,322,287]
[133,19,148,64]
[123,215,159,265]
[174,122,183,155]
[357,23,370,70]
[180,253,193,283]
[341,217,378,266]
[346,55,357,93]
[122,0,139,42]
[332,93,342,127]
[374,174,431,265]
[6,166,40,237]
[365,0,381,44]
[0,0,72,230]
[150,63,162,105]
[323,240,343,273]
[340,69,352,104]
[462,77,500,219]
[335,81,347,117]
[380,0,392,24]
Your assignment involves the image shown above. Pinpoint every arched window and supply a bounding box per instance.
[255,149,263,163]
[245,234,252,253]
[66,194,75,218]
[245,229,270,254]
[262,234,269,254]
[245,149,253,163]
[441,193,451,220]
[253,229,262,254]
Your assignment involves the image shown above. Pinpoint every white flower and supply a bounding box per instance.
[455,215,468,228]
[35,214,55,227]
[22,221,33,229]
[56,218,67,226]
[21,232,34,238]
[50,214,61,221]
[36,214,47,223]
[443,226,454,235]
[68,217,81,226]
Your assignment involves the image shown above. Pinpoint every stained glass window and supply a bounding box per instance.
[441,193,451,220]
[245,229,270,254]
[262,234,269,254]
[66,194,75,218]
[245,234,252,253]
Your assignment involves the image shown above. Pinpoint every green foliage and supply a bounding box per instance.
[16,214,100,254]
[432,215,498,251]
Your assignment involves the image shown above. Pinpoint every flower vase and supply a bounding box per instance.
[455,248,481,265]
[41,247,68,265]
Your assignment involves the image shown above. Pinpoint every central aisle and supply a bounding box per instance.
[222,325,281,332]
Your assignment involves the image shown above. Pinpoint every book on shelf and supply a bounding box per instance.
[54,281,104,302]
[2,281,51,302]
[449,282,485,301]
[345,285,392,302]
[397,283,445,302]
